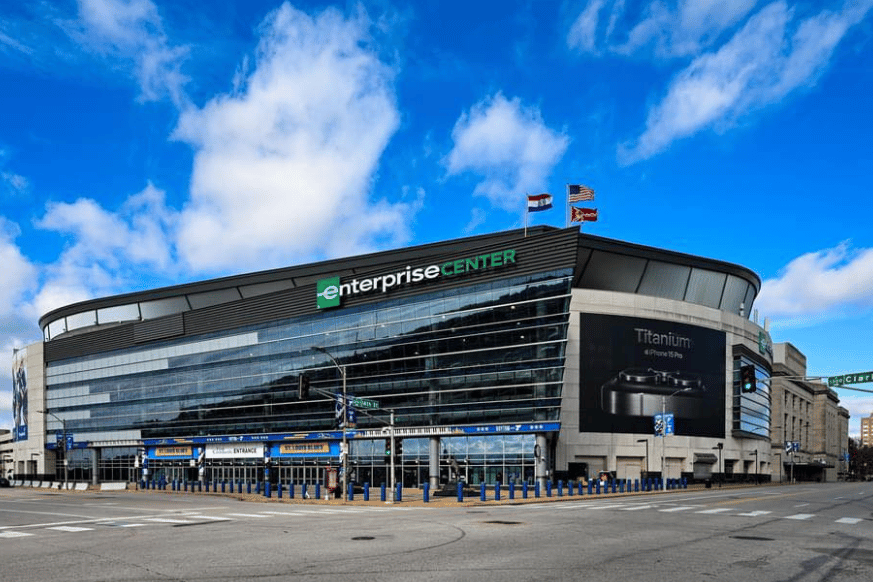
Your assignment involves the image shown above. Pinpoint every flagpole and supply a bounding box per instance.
[565,184,569,228]
[524,193,528,238]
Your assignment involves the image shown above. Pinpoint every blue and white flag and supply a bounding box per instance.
[527,193,552,212]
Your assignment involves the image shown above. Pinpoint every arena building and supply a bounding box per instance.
[9,226,844,490]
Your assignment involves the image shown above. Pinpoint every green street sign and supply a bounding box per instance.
[352,398,379,409]
[828,371,873,387]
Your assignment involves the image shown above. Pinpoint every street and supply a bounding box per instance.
[0,482,871,581]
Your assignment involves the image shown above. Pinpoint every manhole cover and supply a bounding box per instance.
[352,536,375,541]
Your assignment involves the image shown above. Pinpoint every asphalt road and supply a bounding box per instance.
[1,482,871,582]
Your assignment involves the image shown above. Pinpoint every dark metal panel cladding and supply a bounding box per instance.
[45,325,135,362]
[44,228,580,362]
[133,313,184,344]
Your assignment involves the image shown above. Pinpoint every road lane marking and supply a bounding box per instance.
[785,514,815,520]
[144,517,193,523]
[836,518,863,524]
[226,513,270,518]
[697,508,732,514]
[48,526,93,532]
[659,506,696,512]
[0,531,34,538]
[737,511,771,517]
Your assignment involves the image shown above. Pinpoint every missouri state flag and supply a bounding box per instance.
[527,193,553,212]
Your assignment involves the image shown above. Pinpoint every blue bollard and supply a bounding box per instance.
[214,480,218,492]
[423,483,429,503]
[578,481,584,496]
[315,483,321,499]
[509,481,515,500]
[596,481,601,494]
[620,480,625,493]
[222,481,227,493]
[238,480,243,494]
[265,481,271,498]
[546,481,552,497]
[277,483,282,498]
[634,479,639,492]
[289,482,294,498]
[301,483,307,499]
[612,480,617,493]
[535,482,541,498]
[396,483,402,502]
[568,481,574,496]
[495,482,501,501]
[683,477,688,489]
[364,482,370,501]
[348,482,353,501]
[523,482,528,499]
[256,481,261,495]
[198,481,203,492]
[381,482,386,502]
[557,480,563,497]
[172,479,177,491]
[588,480,593,495]
[480,482,486,501]
[183,481,188,492]
[457,481,464,502]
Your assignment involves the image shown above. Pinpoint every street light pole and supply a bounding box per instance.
[37,409,67,489]
[660,388,691,489]
[314,347,348,501]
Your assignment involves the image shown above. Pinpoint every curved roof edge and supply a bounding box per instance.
[40,226,761,336]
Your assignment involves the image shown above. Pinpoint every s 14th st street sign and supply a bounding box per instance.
[828,371,873,387]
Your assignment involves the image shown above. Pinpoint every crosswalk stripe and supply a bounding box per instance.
[0,531,34,538]
[785,514,815,520]
[48,526,93,532]
[226,513,269,518]
[737,511,771,517]
[696,508,732,514]
[659,506,695,512]
[144,518,193,523]
[836,518,863,524]
[619,505,654,511]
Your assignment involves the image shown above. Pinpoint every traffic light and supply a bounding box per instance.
[298,374,310,399]
[395,439,403,459]
[384,439,391,457]
[740,364,757,393]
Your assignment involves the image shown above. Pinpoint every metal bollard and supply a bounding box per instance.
[596,481,601,494]
[509,481,515,500]
[277,483,282,498]
[364,482,370,501]
[612,480,617,493]
[198,480,203,492]
[348,482,353,501]
[535,482,541,498]
[568,480,574,496]
[256,481,261,495]
[289,482,294,498]
[381,482,386,502]
[264,481,271,498]
[301,483,306,499]
[480,482,486,501]
[423,483,429,503]
[396,483,402,502]
[495,482,501,501]
[546,481,552,497]
[579,481,584,496]
[315,483,321,499]
[523,482,528,499]
[457,481,464,502]
[557,480,563,497]
[588,480,593,495]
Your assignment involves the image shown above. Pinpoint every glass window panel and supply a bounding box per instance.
[684,268,727,309]
[637,261,690,300]
[66,310,97,332]
[97,303,141,325]
[47,318,67,339]
[238,280,295,298]
[140,297,190,319]
[720,275,749,316]
[188,288,243,309]
[578,250,646,292]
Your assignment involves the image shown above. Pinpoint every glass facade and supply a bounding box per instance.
[44,270,573,443]
[733,357,771,438]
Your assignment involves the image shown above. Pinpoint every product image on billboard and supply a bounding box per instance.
[579,314,725,437]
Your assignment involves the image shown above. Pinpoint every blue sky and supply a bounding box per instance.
[2,0,872,436]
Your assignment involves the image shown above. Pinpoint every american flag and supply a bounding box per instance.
[568,184,595,202]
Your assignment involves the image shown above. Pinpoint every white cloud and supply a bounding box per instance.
[567,0,606,53]
[618,0,872,164]
[173,3,413,272]
[444,93,569,211]
[569,0,757,58]
[756,243,873,320]
[73,0,189,105]
[0,218,38,318]
[32,183,176,316]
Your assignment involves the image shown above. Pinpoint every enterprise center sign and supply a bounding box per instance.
[317,248,517,309]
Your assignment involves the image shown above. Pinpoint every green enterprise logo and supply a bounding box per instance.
[316,276,341,309]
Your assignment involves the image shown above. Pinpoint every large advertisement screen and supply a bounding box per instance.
[13,348,28,441]
[579,314,725,437]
